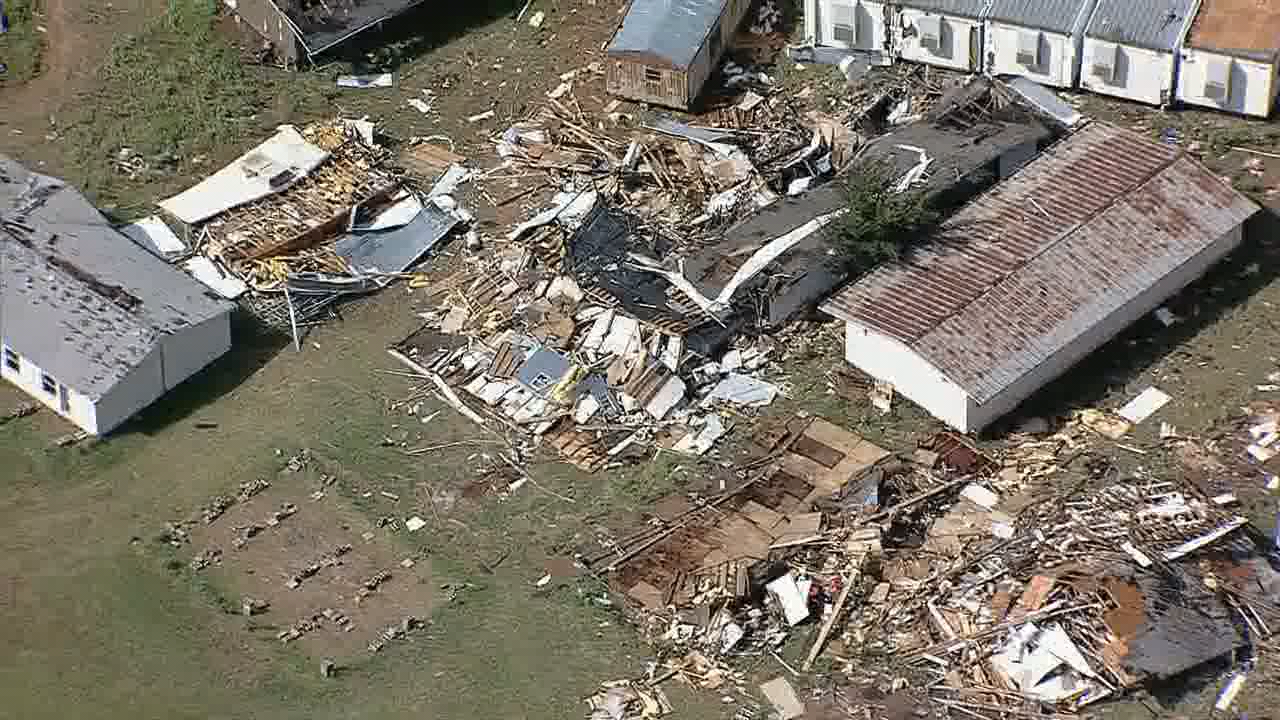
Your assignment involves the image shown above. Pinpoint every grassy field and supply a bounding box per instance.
[5,0,1280,718]
[0,0,44,85]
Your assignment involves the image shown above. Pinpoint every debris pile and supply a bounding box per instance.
[144,119,469,336]
[586,417,1274,719]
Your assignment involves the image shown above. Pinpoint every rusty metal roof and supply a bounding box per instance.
[821,122,1258,404]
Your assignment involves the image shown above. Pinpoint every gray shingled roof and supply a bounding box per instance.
[1085,0,1196,51]
[607,0,728,69]
[987,0,1095,34]
[897,0,991,19]
[0,157,232,401]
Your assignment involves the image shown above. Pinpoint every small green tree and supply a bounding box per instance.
[827,159,938,274]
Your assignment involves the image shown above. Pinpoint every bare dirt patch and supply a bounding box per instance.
[187,474,434,661]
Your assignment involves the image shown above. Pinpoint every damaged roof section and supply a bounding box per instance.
[0,156,232,400]
[671,91,1053,332]
[280,0,429,57]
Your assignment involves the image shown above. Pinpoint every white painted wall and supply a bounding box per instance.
[1080,39,1176,106]
[808,0,889,53]
[843,322,973,430]
[984,22,1078,88]
[94,350,166,435]
[1178,49,1279,118]
[895,8,983,72]
[968,223,1246,432]
[1,339,100,433]
[159,314,232,392]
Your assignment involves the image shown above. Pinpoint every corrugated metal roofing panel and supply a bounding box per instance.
[1085,0,1197,51]
[987,0,1096,34]
[821,123,1258,404]
[607,0,727,69]
[898,0,991,18]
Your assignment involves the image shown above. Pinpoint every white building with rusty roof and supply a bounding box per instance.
[1176,0,1280,118]
[1,157,234,434]
[820,122,1259,433]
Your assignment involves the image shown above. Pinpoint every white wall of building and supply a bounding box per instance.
[985,22,1078,88]
[842,223,1246,434]
[807,0,889,53]
[843,322,973,431]
[895,8,983,72]
[1178,49,1279,118]
[94,350,166,435]
[1080,39,1176,106]
[0,340,100,434]
[967,223,1246,432]
[159,314,232,392]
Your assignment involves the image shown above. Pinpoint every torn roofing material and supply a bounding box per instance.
[332,204,458,275]
[1085,0,1198,51]
[999,75,1085,128]
[159,125,329,225]
[0,156,233,400]
[282,0,430,57]
[821,122,1259,405]
[607,0,729,70]
[678,117,1052,327]
[1184,0,1280,62]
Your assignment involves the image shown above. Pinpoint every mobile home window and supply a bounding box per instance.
[644,67,663,85]
[1091,42,1117,83]
[832,3,857,45]
[1017,30,1040,66]
[2,347,18,372]
[917,15,941,52]
[1205,59,1231,101]
[40,373,56,396]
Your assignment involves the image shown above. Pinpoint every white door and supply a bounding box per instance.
[822,0,859,49]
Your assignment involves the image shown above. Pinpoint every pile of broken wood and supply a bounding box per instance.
[589,420,1279,720]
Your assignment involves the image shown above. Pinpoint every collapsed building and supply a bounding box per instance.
[222,0,427,66]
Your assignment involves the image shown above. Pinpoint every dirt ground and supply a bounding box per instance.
[5,0,1280,718]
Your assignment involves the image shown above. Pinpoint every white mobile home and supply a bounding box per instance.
[804,0,891,55]
[1081,0,1198,106]
[1,157,234,435]
[1177,0,1280,118]
[894,0,987,72]
[984,0,1100,88]
[820,123,1258,434]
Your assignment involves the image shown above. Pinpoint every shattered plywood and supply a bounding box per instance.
[777,418,891,502]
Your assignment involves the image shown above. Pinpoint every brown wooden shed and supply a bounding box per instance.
[605,0,753,110]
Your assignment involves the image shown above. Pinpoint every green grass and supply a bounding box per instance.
[0,0,44,85]
[66,0,263,202]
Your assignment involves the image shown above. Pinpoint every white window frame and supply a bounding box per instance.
[916,15,942,54]
[1205,58,1231,101]
[827,0,858,48]
[1016,30,1040,67]
[40,373,57,396]
[1091,42,1117,83]
[643,66,663,85]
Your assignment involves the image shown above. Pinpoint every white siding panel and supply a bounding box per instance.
[985,22,1077,88]
[968,224,1245,432]
[94,350,166,435]
[1080,39,1175,105]
[843,322,973,431]
[1178,49,1279,119]
[0,342,99,433]
[895,8,982,72]
[814,0,888,52]
[160,313,232,391]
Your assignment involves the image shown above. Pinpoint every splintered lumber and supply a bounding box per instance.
[802,557,861,671]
